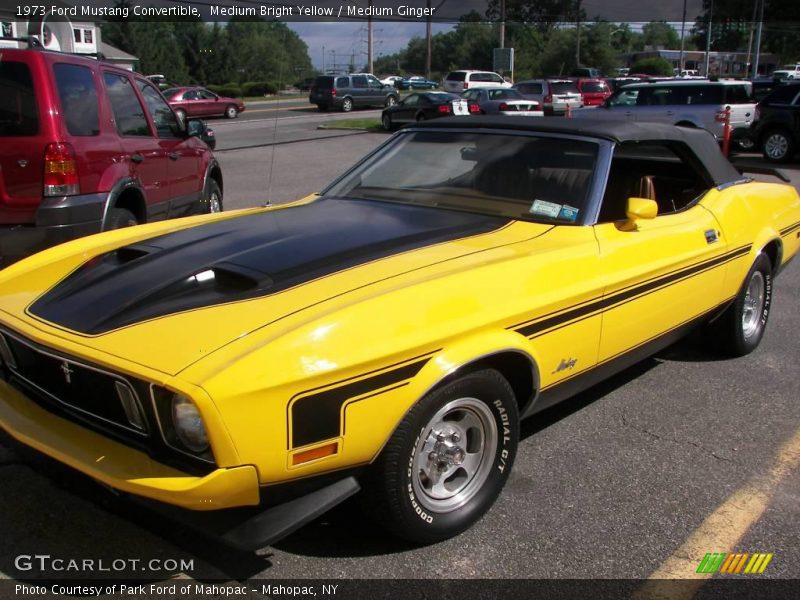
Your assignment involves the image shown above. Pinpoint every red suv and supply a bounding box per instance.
[0,46,223,267]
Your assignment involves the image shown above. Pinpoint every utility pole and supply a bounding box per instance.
[575,0,582,67]
[753,0,765,77]
[703,0,713,76]
[367,0,373,74]
[322,45,325,74]
[499,0,505,49]
[745,0,759,79]
[678,0,687,73]
[426,0,432,79]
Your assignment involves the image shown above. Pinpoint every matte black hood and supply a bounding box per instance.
[29,198,508,335]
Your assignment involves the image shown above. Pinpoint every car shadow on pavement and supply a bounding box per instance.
[0,434,270,582]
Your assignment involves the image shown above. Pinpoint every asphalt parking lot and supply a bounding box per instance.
[0,130,798,593]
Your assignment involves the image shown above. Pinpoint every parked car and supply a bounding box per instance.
[381,92,467,130]
[749,82,800,162]
[1,118,797,549]
[575,78,612,106]
[396,76,439,90]
[380,75,403,87]
[605,76,644,92]
[571,80,756,146]
[461,88,542,116]
[309,74,399,112]
[571,67,602,79]
[771,64,800,80]
[0,46,223,267]
[511,79,583,115]
[442,70,511,93]
[162,87,245,122]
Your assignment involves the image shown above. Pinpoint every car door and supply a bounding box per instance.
[197,88,221,117]
[136,78,202,218]
[102,70,170,219]
[631,85,677,125]
[366,74,385,106]
[351,75,368,107]
[593,141,729,363]
[393,94,419,124]
[597,87,641,121]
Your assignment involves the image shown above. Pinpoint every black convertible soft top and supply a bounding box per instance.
[415,116,744,187]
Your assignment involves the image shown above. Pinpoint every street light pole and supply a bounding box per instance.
[753,0,765,77]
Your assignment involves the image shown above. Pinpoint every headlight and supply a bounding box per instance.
[171,394,209,453]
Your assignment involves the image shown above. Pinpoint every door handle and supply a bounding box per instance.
[168,152,179,161]
[131,153,144,163]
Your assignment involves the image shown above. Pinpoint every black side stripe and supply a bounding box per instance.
[289,354,434,449]
[509,245,750,339]
[538,296,735,393]
[780,221,800,237]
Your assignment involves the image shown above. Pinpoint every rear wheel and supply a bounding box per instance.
[382,113,393,131]
[341,97,353,112]
[385,96,397,108]
[762,129,795,163]
[362,369,518,543]
[105,207,138,230]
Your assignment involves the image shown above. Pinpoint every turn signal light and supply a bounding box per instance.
[43,142,79,197]
[292,442,338,465]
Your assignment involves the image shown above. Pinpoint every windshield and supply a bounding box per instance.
[324,131,599,224]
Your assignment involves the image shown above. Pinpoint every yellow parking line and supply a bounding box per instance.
[634,426,800,598]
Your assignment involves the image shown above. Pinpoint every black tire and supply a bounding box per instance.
[382,113,393,131]
[224,104,238,119]
[714,253,773,357]
[105,207,138,230]
[341,97,353,112]
[362,368,519,544]
[202,179,223,214]
[385,95,398,108]
[762,129,795,163]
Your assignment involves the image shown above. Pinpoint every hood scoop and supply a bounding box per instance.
[29,198,507,335]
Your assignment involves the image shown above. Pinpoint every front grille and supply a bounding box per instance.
[2,331,147,435]
[0,327,216,475]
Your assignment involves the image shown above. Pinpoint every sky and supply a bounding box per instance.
[287,1,704,70]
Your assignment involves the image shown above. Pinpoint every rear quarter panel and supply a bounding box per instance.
[702,181,800,296]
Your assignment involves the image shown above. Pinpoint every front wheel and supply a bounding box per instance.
[224,104,238,119]
[362,369,519,544]
[202,179,223,214]
[104,207,138,230]
[713,253,773,356]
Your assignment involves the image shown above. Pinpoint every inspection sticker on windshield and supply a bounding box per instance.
[558,204,579,222]
[530,199,562,218]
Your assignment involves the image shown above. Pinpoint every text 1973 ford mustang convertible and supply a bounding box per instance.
[1,119,798,549]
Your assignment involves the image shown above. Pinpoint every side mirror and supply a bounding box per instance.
[187,120,216,150]
[622,197,657,229]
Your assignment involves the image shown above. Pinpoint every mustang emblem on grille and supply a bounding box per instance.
[60,361,74,384]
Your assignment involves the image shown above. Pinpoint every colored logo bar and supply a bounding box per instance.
[696,553,773,574]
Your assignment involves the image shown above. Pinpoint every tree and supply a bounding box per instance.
[641,21,680,49]
[630,57,674,75]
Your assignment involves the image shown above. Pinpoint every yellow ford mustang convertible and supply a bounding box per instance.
[1,119,798,548]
